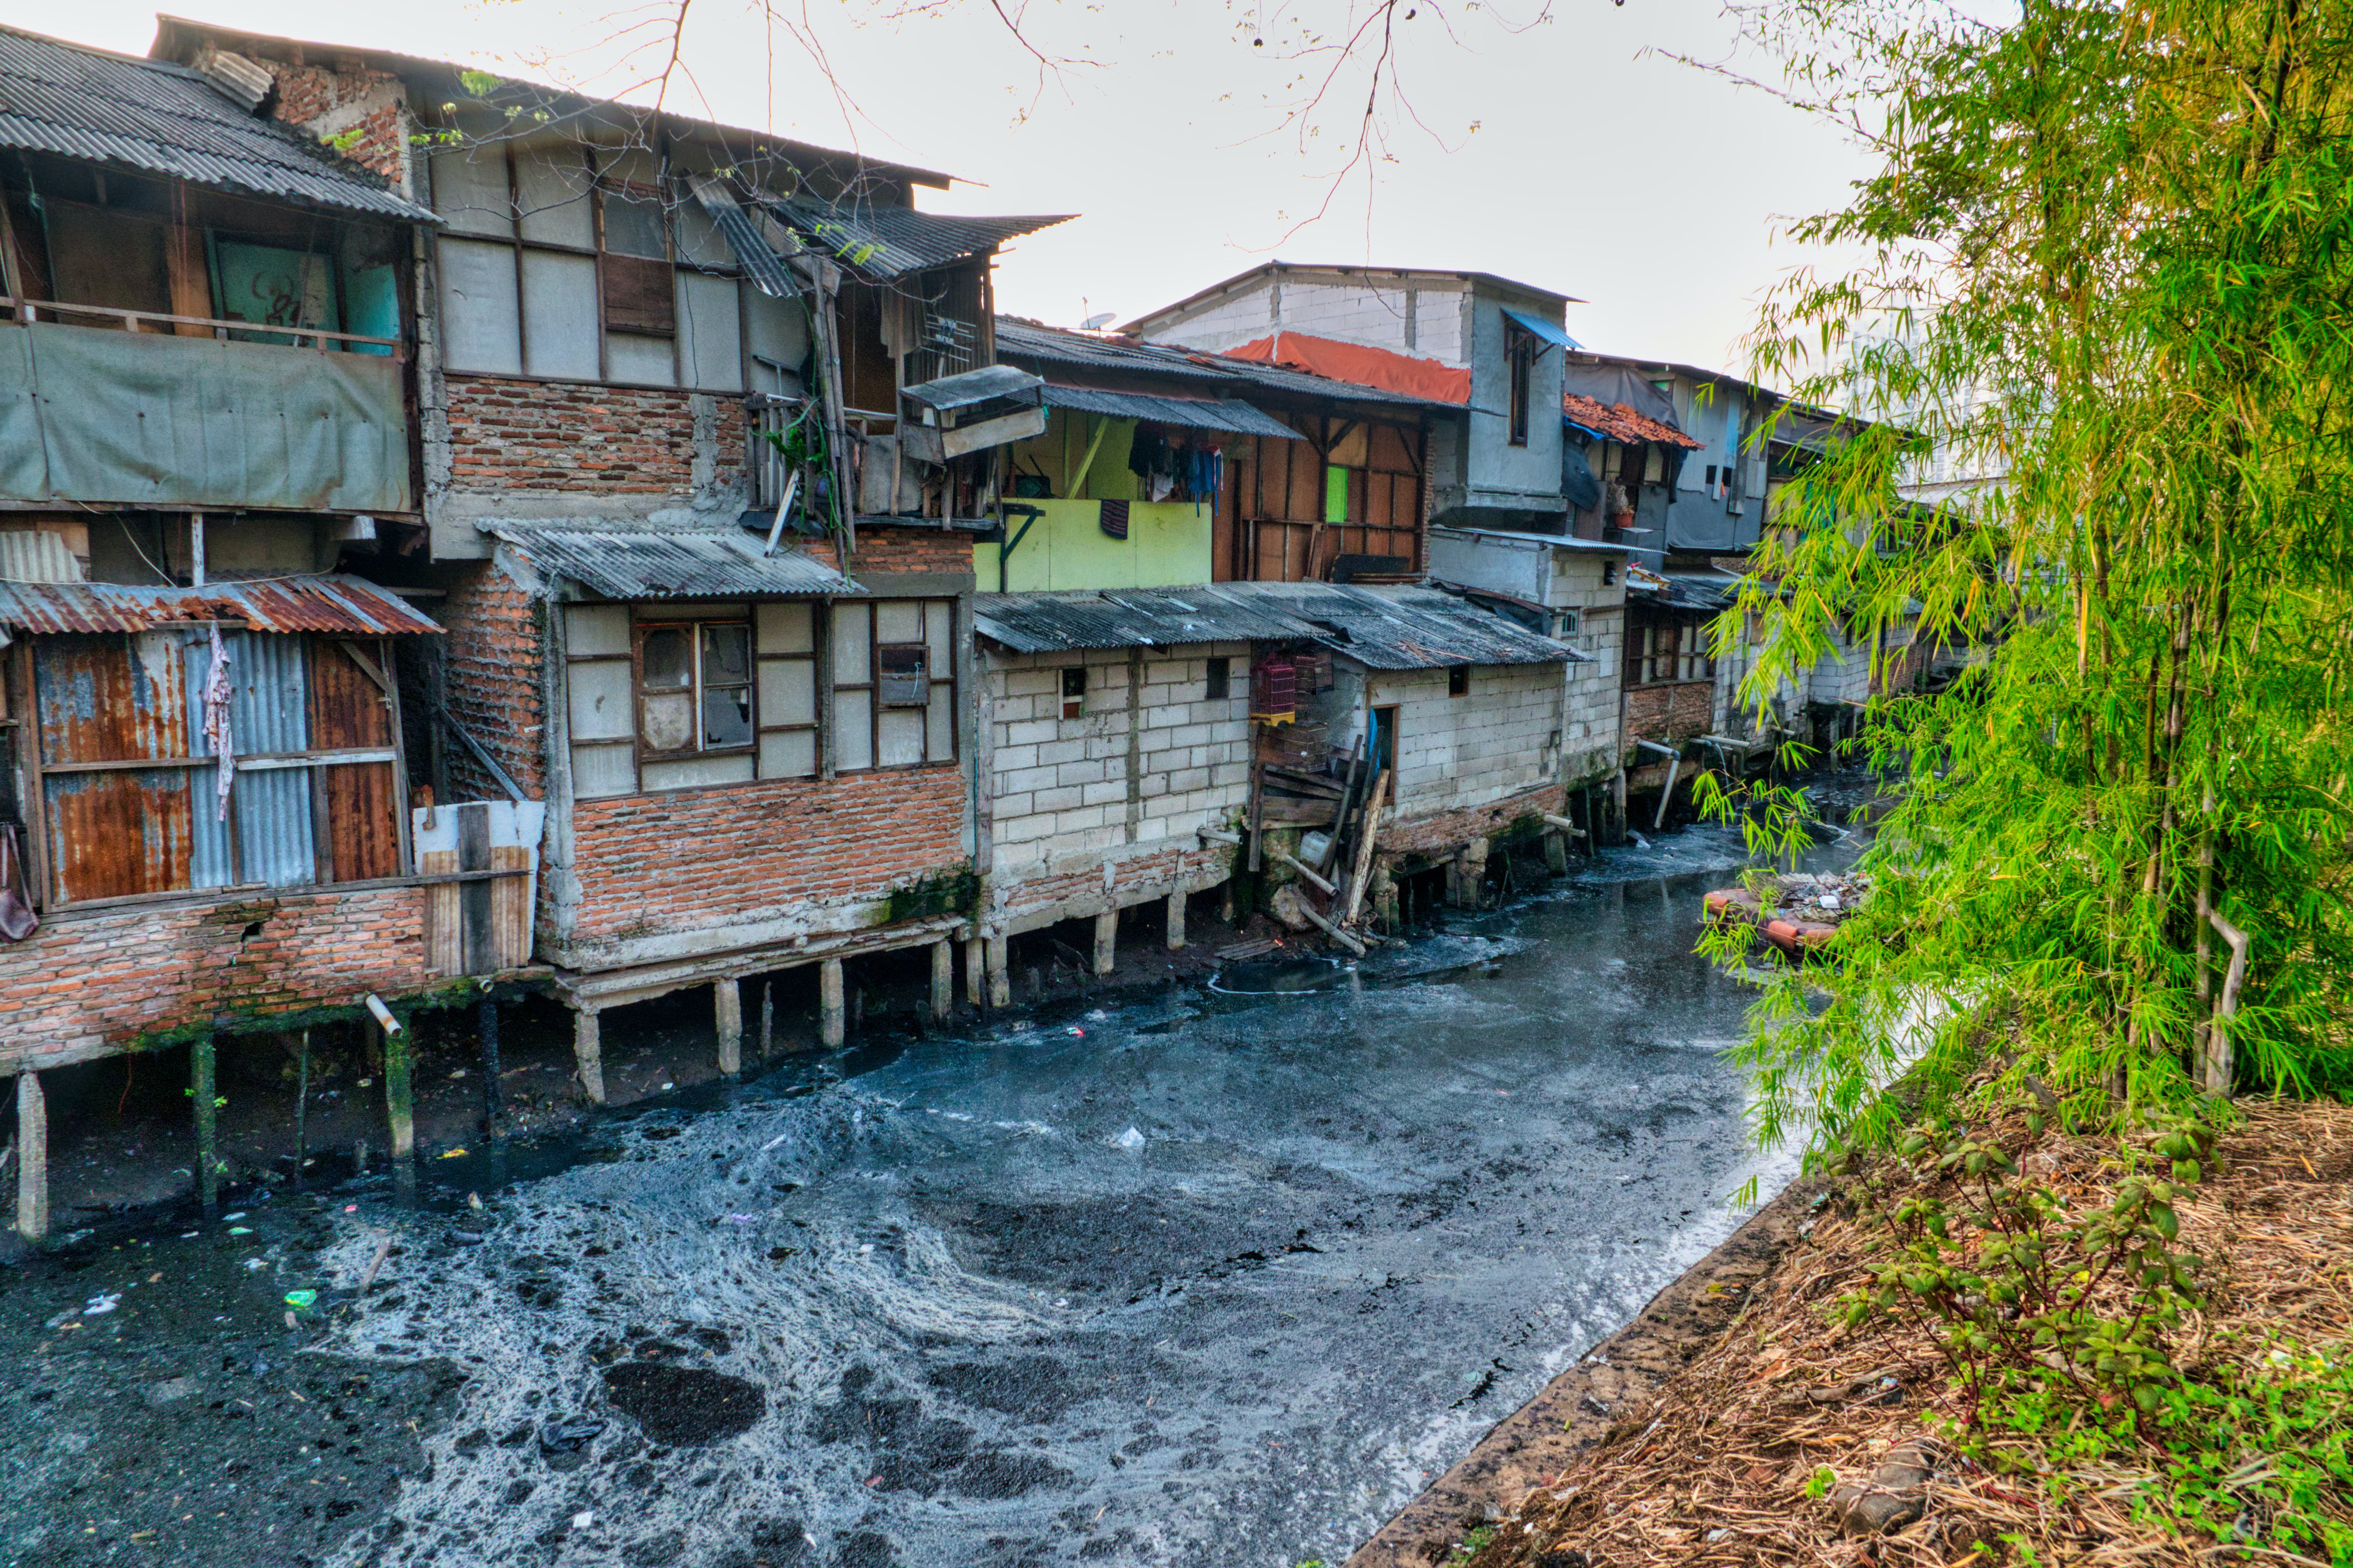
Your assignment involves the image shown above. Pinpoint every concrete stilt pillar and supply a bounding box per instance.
[987,934,1011,1010]
[16,1070,47,1244]
[477,1001,502,1142]
[965,936,987,1013]
[819,957,846,1048]
[715,978,743,1078]
[192,1032,219,1216]
[1544,830,1569,876]
[383,1017,415,1166]
[1165,887,1188,951]
[1093,908,1118,975]
[571,1007,606,1105]
[930,940,954,1021]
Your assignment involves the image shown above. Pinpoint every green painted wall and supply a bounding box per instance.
[997,498,1214,591]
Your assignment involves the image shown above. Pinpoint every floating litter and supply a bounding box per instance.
[284,1290,318,1309]
[83,1293,121,1316]
[1067,1027,1085,1037]
[227,1227,253,1236]
[243,1258,268,1272]
[570,1511,594,1530]
[222,1211,246,1221]
[723,1214,756,1224]
[1114,1126,1147,1151]
[439,1148,467,1159]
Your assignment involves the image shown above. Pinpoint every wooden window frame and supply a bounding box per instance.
[1204,656,1231,701]
[632,616,756,767]
[1505,322,1534,448]
[1060,666,1087,720]
[832,600,959,773]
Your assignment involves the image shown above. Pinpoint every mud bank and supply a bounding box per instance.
[1345,1176,1827,1567]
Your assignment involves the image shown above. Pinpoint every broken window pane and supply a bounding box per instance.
[703,683,753,748]
[701,623,750,685]
[877,644,928,706]
[642,628,692,689]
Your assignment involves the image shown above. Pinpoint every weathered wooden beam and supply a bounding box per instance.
[1272,849,1337,897]
[1296,898,1367,956]
[1342,768,1391,926]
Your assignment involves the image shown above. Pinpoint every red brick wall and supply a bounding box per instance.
[1376,781,1566,860]
[0,885,433,1067]
[266,63,409,183]
[808,528,977,577]
[568,767,968,944]
[1623,680,1714,746]
[437,561,547,804]
[444,375,747,498]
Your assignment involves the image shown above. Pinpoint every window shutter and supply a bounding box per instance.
[602,255,676,336]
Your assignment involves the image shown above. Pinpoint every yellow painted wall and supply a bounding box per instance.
[996,498,1215,591]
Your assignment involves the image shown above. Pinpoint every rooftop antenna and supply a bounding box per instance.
[1080,297,1114,331]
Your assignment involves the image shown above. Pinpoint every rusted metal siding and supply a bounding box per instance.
[35,633,197,900]
[310,641,400,883]
[215,634,313,888]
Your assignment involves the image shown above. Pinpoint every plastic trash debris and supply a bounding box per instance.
[227,1226,254,1236]
[242,1258,269,1272]
[438,1148,467,1159]
[467,1192,484,1211]
[569,1510,595,1530]
[760,1134,789,1152]
[1630,832,1652,850]
[284,1290,318,1310]
[858,1243,875,1254]
[448,1069,467,1079]
[1114,1126,1147,1151]
[1085,1009,1109,1022]
[342,1205,358,1213]
[357,1078,373,1089]
[83,1293,122,1316]
[540,1417,605,1453]
[222,1211,246,1222]
[1067,1026,1085,1037]
[723,1214,757,1224]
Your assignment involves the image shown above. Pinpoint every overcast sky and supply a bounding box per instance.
[13,0,1873,378]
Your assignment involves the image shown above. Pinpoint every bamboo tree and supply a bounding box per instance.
[1701,0,2353,1157]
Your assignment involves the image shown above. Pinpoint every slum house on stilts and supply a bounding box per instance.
[147,16,1081,1085]
[0,26,540,1243]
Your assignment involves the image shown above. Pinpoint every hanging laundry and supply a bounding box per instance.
[1126,424,1169,482]
[202,625,235,823]
[1099,499,1130,540]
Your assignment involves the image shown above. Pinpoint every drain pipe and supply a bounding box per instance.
[1634,739,1681,833]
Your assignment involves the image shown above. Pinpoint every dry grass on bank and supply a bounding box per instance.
[1465,1099,2353,1568]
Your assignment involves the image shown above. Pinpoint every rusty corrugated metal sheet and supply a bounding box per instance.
[310,641,399,882]
[0,575,442,636]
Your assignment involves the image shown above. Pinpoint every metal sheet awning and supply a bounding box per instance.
[1040,384,1298,440]
[974,587,1319,654]
[902,363,1043,413]
[484,524,862,599]
[0,574,442,635]
[1504,307,1579,352]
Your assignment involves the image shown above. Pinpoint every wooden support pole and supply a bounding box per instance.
[966,935,988,1012]
[819,957,846,1049]
[1654,752,1680,834]
[1342,768,1390,926]
[476,1002,501,1143]
[1271,850,1337,897]
[715,978,743,1078]
[930,939,954,1021]
[192,1031,219,1217]
[571,1007,606,1105]
[987,933,1012,1009]
[760,981,774,1060]
[1165,886,1188,951]
[1093,908,1118,976]
[1297,898,1368,956]
[16,1070,47,1244]
[293,1029,311,1186]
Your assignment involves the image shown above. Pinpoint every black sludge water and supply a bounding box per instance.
[2,822,1826,1568]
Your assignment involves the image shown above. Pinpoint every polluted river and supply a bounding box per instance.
[0,821,1852,1568]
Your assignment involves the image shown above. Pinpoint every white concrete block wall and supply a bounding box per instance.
[1363,661,1566,820]
[982,641,1254,882]
[1142,272,1469,364]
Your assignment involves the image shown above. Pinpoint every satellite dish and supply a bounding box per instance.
[1080,312,1116,331]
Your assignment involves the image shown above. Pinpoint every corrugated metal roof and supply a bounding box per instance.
[1231,582,1582,669]
[975,583,1579,669]
[1040,384,1300,439]
[995,317,1450,412]
[0,572,442,634]
[974,587,1317,654]
[696,189,800,300]
[903,363,1041,412]
[0,24,435,223]
[769,198,1072,281]
[484,524,862,599]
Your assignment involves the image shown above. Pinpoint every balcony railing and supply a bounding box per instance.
[2,296,404,356]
